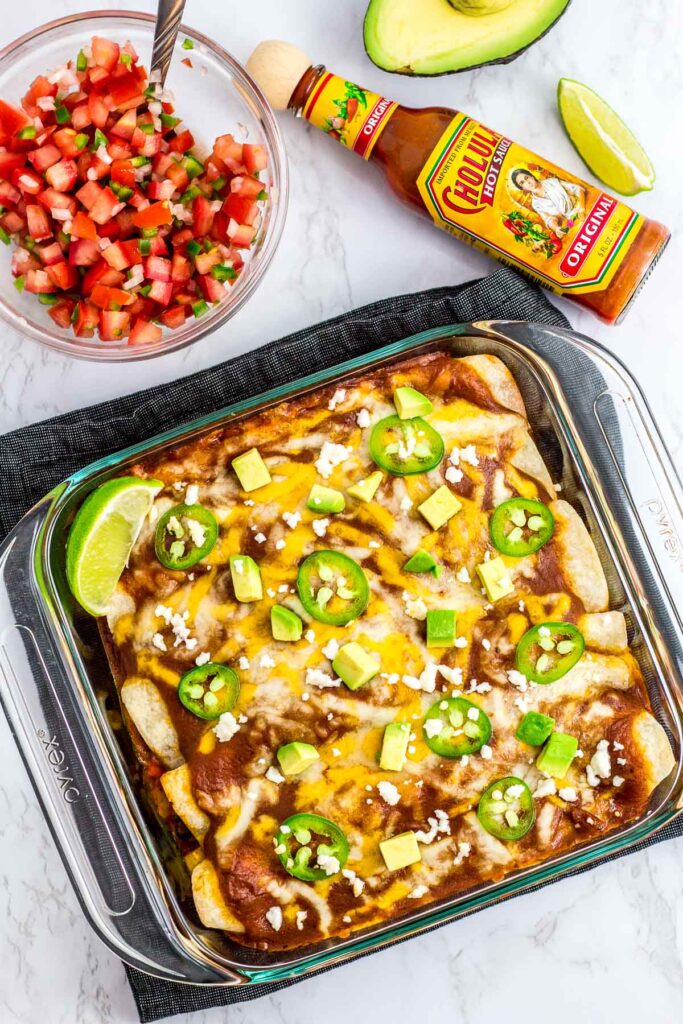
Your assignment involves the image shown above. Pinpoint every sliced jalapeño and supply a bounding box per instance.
[275,813,349,882]
[177,663,240,720]
[297,550,369,626]
[369,415,444,476]
[155,503,218,570]
[490,498,554,557]
[477,776,535,841]
[423,696,491,758]
[515,622,585,683]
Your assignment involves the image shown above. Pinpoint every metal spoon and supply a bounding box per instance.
[151,0,187,87]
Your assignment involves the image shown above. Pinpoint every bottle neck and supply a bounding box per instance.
[288,66,398,161]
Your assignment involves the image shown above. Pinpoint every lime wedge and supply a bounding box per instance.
[557,78,655,196]
[66,476,162,615]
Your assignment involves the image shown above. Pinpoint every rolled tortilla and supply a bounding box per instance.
[550,499,609,612]
[191,859,245,933]
[120,677,183,769]
[161,764,210,842]
[579,611,628,653]
[458,354,526,416]
[630,711,675,793]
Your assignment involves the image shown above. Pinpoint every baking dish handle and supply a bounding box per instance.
[0,608,137,921]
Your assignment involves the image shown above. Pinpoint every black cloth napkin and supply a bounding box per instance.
[1,268,680,1023]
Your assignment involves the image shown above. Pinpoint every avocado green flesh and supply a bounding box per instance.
[364,0,571,76]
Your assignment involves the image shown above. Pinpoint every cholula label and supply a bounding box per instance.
[417,114,642,295]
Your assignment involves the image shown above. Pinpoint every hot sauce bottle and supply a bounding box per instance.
[248,42,670,324]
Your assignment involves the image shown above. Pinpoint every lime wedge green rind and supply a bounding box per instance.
[557,78,655,197]
[66,477,162,616]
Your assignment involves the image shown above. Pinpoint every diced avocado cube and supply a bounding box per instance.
[276,741,319,776]
[380,722,411,771]
[418,485,462,531]
[271,605,303,641]
[516,710,555,747]
[403,548,441,577]
[379,831,421,871]
[229,554,263,602]
[393,386,433,420]
[476,555,514,602]
[426,609,456,647]
[536,731,578,779]
[307,483,345,514]
[332,641,380,690]
[348,470,383,503]
[231,448,271,492]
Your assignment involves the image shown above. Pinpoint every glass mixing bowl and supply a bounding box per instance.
[0,10,288,361]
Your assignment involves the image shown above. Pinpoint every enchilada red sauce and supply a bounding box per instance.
[97,348,670,950]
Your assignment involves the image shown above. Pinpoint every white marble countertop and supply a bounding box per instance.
[1,1,682,1021]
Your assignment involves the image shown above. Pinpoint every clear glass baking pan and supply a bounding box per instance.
[0,321,682,986]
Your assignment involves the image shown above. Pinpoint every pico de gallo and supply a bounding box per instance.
[0,36,269,344]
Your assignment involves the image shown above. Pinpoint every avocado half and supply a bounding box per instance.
[364,0,572,76]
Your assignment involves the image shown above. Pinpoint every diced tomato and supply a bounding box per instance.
[133,130,162,158]
[13,167,43,196]
[171,227,193,249]
[171,253,191,282]
[76,180,103,211]
[126,186,149,211]
[122,41,139,63]
[25,268,54,293]
[12,247,40,277]
[146,234,169,256]
[152,153,176,178]
[242,143,267,175]
[21,76,56,119]
[89,186,120,225]
[146,179,175,201]
[194,248,221,275]
[230,175,263,199]
[80,258,109,290]
[109,159,134,187]
[110,72,144,110]
[0,99,32,145]
[28,144,61,173]
[222,193,259,226]
[38,189,77,216]
[26,204,52,241]
[166,160,189,192]
[119,238,142,265]
[168,129,194,154]
[46,261,80,290]
[148,279,173,305]
[90,283,134,309]
[159,305,187,329]
[192,195,214,236]
[99,309,131,340]
[73,300,100,337]
[0,178,21,205]
[129,316,162,344]
[1,209,25,234]
[229,223,256,248]
[0,151,26,181]
[51,129,82,159]
[68,237,101,266]
[45,158,78,192]
[91,36,120,72]
[213,133,245,173]
[198,274,226,302]
[132,200,172,229]
[71,104,92,131]
[102,240,133,271]
[107,140,133,161]
[88,154,113,181]
[48,298,76,329]
[110,108,138,141]
[70,210,97,241]
[35,241,63,265]
[88,92,110,129]
[144,254,172,281]
[116,208,138,238]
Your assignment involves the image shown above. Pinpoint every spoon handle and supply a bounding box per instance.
[151,0,187,87]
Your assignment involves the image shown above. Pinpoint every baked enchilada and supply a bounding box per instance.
[90,349,674,951]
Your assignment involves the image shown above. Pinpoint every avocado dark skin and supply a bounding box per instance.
[364,0,573,77]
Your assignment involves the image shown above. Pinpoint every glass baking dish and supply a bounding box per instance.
[0,321,682,986]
